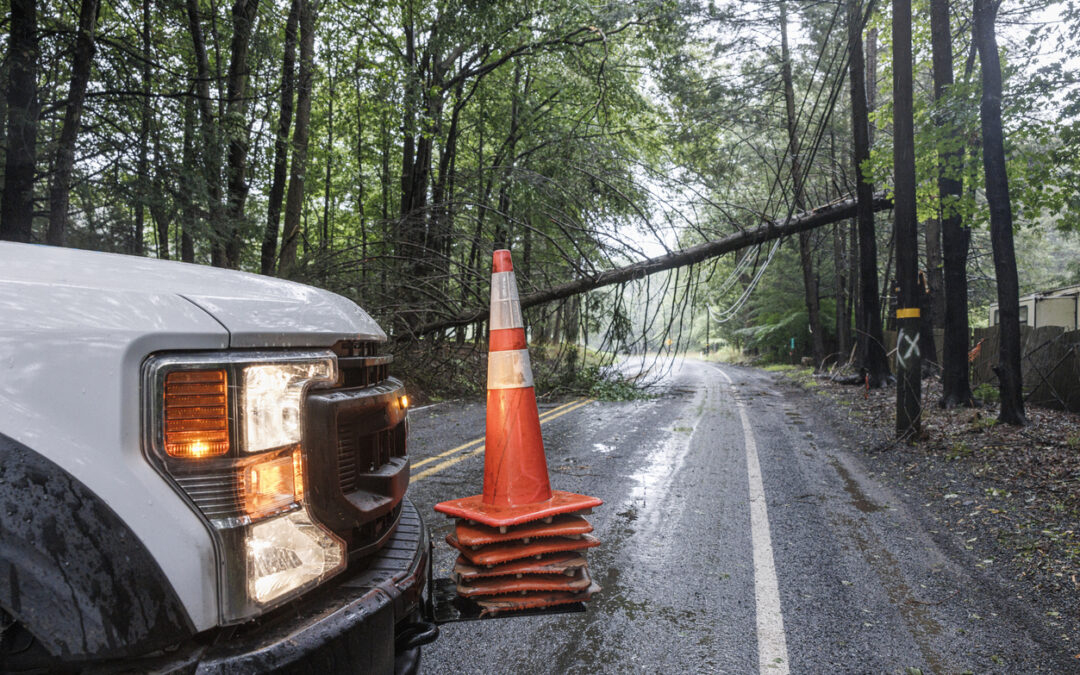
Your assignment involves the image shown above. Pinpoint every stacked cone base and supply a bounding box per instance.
[474,583,602,617]
[432,249,604,614]
[454,551,589,579]
[434,490,603,528]
[444,505,601,613]
[456,566,593,597]
[454,514,593,546]
[447,532,600,566]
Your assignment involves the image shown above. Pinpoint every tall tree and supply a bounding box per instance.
[278,0,317,275]
[46,0,100,247]
[0,0,39,242]
[493,61,524,250]
[131,0,151,255]
[185,0,225,262]
[833,223,850,358]
[848,0,890,387]
[222,0,262,268]
[180,95,198,263]
[893,0,922,439]
[260,0,301,275]
[185,0,260,268]
[931,0,974,408]
[974,0,1025,425]
[780,0,826,370]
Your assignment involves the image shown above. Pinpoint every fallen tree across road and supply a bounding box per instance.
[407,192,894,338]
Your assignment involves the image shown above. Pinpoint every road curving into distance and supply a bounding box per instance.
[405,360,1072,674]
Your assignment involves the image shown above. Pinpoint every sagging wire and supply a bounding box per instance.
[708,236,783,324]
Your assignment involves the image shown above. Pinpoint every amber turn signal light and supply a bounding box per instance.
[292,449,305,502]
[164,370,230,458]
[243,453,298,518]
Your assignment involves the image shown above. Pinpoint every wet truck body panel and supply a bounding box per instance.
[0,242,430,672]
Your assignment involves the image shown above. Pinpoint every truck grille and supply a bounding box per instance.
[337,422,406,493]
[303,341,409,559]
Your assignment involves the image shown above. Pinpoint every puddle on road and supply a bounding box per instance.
[619,375,708,552]
[830,457,885,513]
[592,442,615,454]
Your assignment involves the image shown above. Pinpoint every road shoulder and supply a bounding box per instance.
[761,365,1080,669]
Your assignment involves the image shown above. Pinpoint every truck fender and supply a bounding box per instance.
[0,432,194,661]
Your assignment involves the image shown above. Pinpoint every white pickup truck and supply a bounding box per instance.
[0,242,434,673]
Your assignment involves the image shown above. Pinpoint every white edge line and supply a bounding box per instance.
[715,366,790,674]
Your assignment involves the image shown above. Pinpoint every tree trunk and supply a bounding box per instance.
[922,219,943,370]
[893,0,923,439]
[223,0,261,268]
[278,0,316,276]
[185,0,224,264]
[410,192,893,338]
[45,0,99,247]
[848,0,890,386]
[380,105,390,223]
[866,27,877,144]
[322,63,334,248]
[260,0,299,275]
[918,269,939,373]
[397,17,436,279]
[493,62,523,250]
[431,82,465,286]
[353,44,367,275]
[847,219,858,358]
[132,0,150,254]
[833,223,849,358]
[780,0,826,370]
[0,0,39,242]
[931,0,974,407]
[149,124,174,259]
[180,95,197,262]
[974,0,1025,425]
[924,218,944,329]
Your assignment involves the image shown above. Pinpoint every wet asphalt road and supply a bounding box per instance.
[404,360,1074,674]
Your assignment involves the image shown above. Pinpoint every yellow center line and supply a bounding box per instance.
[411,397,595,482]
[411,397,586,470]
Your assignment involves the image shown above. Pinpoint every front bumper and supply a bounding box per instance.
[196,498,430,674]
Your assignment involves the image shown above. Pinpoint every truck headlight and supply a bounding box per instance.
[245,507,345,605]
[243,359,334,452]
[143,351,346,624]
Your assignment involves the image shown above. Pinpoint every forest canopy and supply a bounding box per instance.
[2,0,1080,378]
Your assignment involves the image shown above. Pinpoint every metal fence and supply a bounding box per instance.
[882,325,1080,413]
[970,325,1080,413]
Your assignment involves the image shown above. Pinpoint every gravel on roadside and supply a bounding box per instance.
[771,367,1080,660]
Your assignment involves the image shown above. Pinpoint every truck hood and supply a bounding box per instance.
[0,242,385,347]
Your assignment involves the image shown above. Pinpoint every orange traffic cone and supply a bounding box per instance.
[434,249,601,615]
[434,250,602,527]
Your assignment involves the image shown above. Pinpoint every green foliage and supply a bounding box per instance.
[863,0,1077,235]
[973,382,1000,404]
[9,0,1080,380]
[946,441,974,461]
[586,366,652,401]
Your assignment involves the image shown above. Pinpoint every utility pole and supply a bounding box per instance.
[892,0,922,439]
[705,304,711,356]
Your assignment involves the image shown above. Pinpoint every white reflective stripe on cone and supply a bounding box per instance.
[489,272,524,330]
[487,349,534,389]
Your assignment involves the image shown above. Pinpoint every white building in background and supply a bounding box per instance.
[989,284,1080,330]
